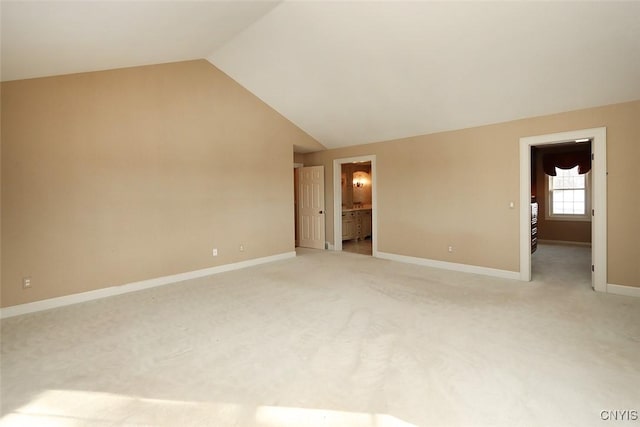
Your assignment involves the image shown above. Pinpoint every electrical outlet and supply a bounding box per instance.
[22,277,32,289]
[212,248,218,257]
[239,244,245,252]
[448,246,453,253]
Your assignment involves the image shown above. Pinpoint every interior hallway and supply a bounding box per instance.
[1,246,638,426]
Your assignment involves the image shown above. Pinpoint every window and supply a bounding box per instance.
[547,166,589,220]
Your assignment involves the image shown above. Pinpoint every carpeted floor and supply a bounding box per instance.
[1,244,638,426]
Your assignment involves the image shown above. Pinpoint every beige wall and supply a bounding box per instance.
[293,152,306,164]
[1,60,321,307]
[303,100,640,287]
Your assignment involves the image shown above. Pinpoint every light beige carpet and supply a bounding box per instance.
[1,244,639,426]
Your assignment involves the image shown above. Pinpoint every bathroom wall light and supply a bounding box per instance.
[353,171,369,188]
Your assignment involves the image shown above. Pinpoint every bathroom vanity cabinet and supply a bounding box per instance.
[342,208,372,242]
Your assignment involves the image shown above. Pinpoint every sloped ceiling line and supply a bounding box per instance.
[3,1,640,149]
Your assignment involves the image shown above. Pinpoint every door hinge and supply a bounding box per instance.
[592,209,595,216]
[591,153,594,161]
[591,265,595,272]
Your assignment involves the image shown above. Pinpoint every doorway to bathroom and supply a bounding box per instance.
[333,155,377,256]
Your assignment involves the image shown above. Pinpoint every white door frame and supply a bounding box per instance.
[293,163,303,247]
[519,127,607,292]
[333,155,378,256]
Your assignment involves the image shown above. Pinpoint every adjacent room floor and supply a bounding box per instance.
[532,242,592,289]
[1,244,638,426]
[342,238,373,256]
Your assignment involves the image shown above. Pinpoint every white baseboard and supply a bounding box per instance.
[326,242,335,250]
[537,239,592,247]
[376,252,520,280]
[0,251,296,319]
[607,283,640,298]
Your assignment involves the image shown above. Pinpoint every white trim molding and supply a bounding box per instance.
[520,127,607,292]
[376,252,520,280]
[607,283,640,298]
[0,252,296,319]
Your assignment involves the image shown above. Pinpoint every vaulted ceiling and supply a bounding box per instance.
[3,1,640,149]
[1,1,280,81]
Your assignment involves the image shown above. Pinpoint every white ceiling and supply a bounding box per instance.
[3,1,640,149]
[210,1,640,148]
[1,1,280,81]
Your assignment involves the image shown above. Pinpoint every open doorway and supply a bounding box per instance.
[519,127,607,292]
[341,161,372,255]
[531,141,592,288]
[333,155,377,256]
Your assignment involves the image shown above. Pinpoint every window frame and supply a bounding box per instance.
[546,167,591,222]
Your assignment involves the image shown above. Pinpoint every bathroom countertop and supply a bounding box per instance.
[342,206,372,212]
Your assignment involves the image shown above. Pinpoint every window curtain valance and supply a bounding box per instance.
[543,151,591,176]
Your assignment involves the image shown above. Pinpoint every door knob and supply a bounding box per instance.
[319,210,324,214]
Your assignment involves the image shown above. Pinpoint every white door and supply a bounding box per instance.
[298,166,325,249]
